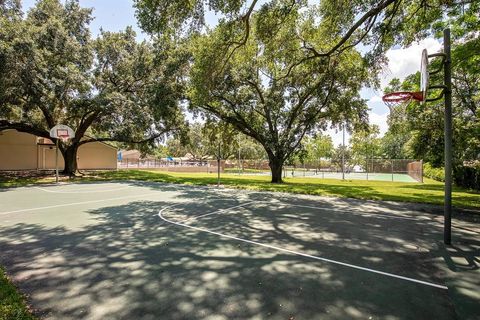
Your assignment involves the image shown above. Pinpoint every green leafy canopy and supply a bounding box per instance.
[0,0,188,173]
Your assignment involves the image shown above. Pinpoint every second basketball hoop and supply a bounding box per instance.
[50,124,74,142]
[49,124,74,183]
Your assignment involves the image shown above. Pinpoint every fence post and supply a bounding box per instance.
[322,160,324,178]
[391,159,394,181]
[366,158,369,180]
[420,160,424,183]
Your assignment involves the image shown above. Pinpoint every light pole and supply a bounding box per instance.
[366,135,369,180]
[237,136,241,175]
[217,137,221,188]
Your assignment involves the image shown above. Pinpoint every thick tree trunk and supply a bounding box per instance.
[61,144,79,176]
[269,155,284,183]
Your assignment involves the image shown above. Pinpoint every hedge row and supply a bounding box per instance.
[454,164,480,190]
[424,162,480,190]
[423,162,445,182]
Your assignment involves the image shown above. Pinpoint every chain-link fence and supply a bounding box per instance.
[283,158,423,182]
[224,158,423,182]
[118,157,423,182]
[117,158,224,173]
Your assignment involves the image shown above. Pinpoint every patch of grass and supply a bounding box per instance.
[0,267,36,320]
[0,171,62,188]
[1,170,479,209]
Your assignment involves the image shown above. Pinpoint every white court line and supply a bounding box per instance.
[184,201,257,222]
[0,192,162,215]
[34,185,132,194]
[158,205,448,290]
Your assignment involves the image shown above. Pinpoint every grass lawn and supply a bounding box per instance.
[1,169,478,209]
[0,267,35,320]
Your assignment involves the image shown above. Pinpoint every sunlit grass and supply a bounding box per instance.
[0,267,36,320]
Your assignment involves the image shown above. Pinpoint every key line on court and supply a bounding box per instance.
[158,205,448,290]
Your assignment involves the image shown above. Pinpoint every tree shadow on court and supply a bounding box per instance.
[437,240,480,320]
[0,186,478,319]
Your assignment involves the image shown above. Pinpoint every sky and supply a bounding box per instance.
[21,0,443,146]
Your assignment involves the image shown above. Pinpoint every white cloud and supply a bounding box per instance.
[324,111,389,147]
[368,95,382,103]
[369,112,389,136]
[380,38,442,89]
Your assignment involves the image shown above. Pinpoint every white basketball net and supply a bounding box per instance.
[383,91,423,123]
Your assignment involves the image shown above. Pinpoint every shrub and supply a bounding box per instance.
[454,163,480,191]
[424,162,480,191]
[423,162,445,182]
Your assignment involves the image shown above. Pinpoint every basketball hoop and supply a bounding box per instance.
[382,91,423,116]
[49,124,75,183]
[56,129,71,142]
[49,125,74,142]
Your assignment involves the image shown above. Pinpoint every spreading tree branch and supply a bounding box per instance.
[77,127,180,147]
[0,120,50,139]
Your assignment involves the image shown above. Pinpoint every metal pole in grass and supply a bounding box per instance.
[238,147,241,175]
[366,158,369,180]
[342,123,345,180]
[55,138,59,183]
[217,136,221,188]
[237,136,241,175]
[366,136,369,180]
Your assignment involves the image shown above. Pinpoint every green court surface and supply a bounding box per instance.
[241,170,419,183]
[0,182,478,319]
[295,172,418,182]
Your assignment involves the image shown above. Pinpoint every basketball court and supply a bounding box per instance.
[1,181,478,319]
